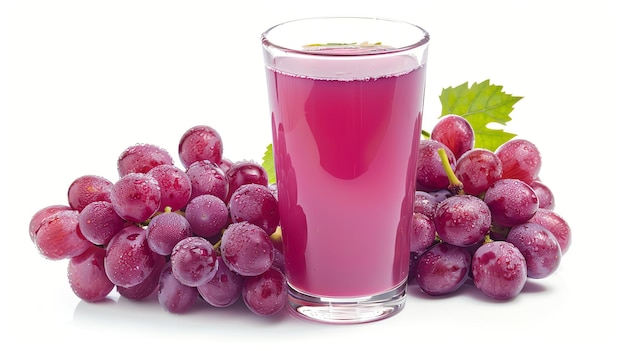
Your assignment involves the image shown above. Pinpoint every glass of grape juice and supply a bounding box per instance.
[261,17,429,324]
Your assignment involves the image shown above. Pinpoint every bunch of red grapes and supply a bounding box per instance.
[29,125,287,316]
[409,115,571,299]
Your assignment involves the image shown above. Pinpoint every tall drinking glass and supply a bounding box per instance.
[261,17,429,324]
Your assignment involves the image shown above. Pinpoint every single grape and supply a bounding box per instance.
[415,242,471,296]
[413,191,439,219]
[29,204,71,243]
[271,246,285,272]
[433,195,491,247]
[415,139,457,191]
[35,209,92,260]
[184,194,229,238]
[242,266,287,316]
[104,225,159,288]
[219,158,234,173]
[495,138,541,185]
[530,180,555,210]
[67,175,113,211]
[454,148,503,196]
[147,164,192,212]
[431,114,475,160]
[484,178,539,227]
[197,256,243,308]
[224,160,269,202]
[158,262,199,313]
[186,160,229,202]
[506,223,561,279]
[67,245,114,302]
[268,182,279,201]
[170,236,219,287]
[408,251,421,284]
[146,211,193,256]
[178,125,224,169]
[117,254,167,300]
[410,212,437,254]
[220,222,275,276]
[527,208,571,255]
[78,200,126,246]
[472,241,527,300]
[430,189,453,202]
[229,183,280,235]
[117,143,174,177]
[110,172,161,223]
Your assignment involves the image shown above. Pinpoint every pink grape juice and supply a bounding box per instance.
[266,54,425,297]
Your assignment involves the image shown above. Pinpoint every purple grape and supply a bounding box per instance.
[410,212,437,254]
[495,138,542,185]
[530,180,555,210]
[184,194,229,238]
[147,164,192,212]
[528,208,571,255]
[415,139,457,191]
[271,246,285,273]
[415,242,471,296]
[117,143,174,177]
[78,200,126,246]
[67,174,112,211]
[506,223,561,279]
[104,226,159,288]
[197,256,243,308]
[35,209,92,260]
[170,236,218,287]
[157,262,199,313]
[29,204,71,243]
[430,189,453,202]
[186,160,229,202]
[229,183,280,235]
[431,114,475,160]
[433,195,491,247]
[242,266,287,316]
[484,178,539,227]
[219,158,234,173]
[268,182,279,201]
[454,148,503,196]
[146,211,193,256]
[472,241,527,300]
[110,173,161,223]
[220,222,275,276]
[413,191,439,219]
[67,245,114,302]
[178,125,224,169]
[117,254,167,300]
[225,160,269,202]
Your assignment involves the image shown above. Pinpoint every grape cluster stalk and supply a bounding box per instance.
[30,125,286,316]
[410,115,571,299]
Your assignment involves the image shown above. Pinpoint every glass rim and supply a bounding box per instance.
[261,16,430,57]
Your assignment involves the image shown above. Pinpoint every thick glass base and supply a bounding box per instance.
[287,280,407,324]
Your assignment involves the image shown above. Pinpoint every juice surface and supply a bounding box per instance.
[266,55,425,297]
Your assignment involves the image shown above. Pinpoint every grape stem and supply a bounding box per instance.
[437,148,465,195]
[212,239,222,255]
[269,227,283,251]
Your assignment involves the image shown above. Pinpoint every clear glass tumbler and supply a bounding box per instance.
[261,17,429,324]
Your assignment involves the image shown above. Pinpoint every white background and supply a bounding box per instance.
[1,0,623,349]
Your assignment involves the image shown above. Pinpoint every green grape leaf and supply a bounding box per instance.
[262,143,276,184]
[439,79,522,151]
